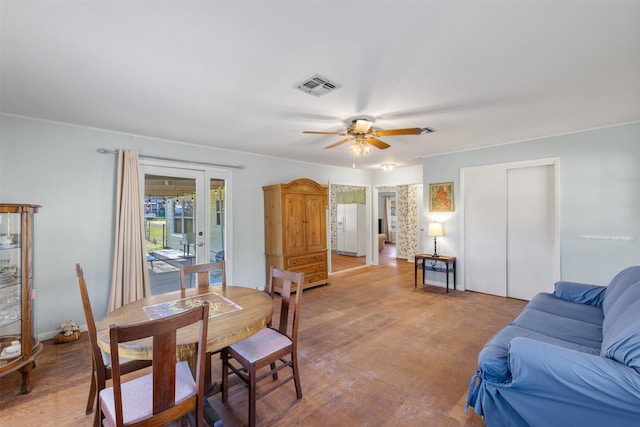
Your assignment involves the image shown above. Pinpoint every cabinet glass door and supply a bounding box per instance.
[0,212,22,361]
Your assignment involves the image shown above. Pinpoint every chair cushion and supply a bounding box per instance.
[602,266,640,316]
[99,360,196,427]
[101,350,146,370]
[229,327,292,364]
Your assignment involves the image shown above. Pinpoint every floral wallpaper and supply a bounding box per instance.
[396,184,419,260]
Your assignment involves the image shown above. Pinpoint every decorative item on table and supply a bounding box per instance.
[54,320,81,344]
[0,340,21,359]
[428,222,444,257]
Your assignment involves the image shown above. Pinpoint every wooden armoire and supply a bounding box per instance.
[263,178,329,292]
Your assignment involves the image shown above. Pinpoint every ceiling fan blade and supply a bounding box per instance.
[303,131,348,136]
[365,138,390,150]
[325,137,354,149]
[374,128,424,136]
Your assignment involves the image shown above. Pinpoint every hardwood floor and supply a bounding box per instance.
[331,242,397,273]
[0,258,526,426]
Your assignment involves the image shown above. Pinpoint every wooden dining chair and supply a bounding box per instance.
[76,263,152,427]
[221,267,305,427]
[99,300,210,427]
[179,261,226,290]
[179,261,225,390]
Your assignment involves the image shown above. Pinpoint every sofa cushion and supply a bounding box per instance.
[603,266,640,316]
[553,281,606,306]
[602,280,640,338]
[527,293,604,325]
[509,308,602,348]
[478,325,601,383]
[601,298,640,372]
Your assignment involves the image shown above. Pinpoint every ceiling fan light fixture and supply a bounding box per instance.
[353,119,373,133]
[349,140,372,157]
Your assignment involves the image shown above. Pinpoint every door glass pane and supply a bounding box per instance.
[144,174,196,294]
[209,179,225,262]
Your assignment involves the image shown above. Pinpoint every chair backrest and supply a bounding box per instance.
[268,267,304,340]
[179,261,226,290]
[108,301,210,426]
[76,263,108,377]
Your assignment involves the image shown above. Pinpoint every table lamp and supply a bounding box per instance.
[428,222,444,257]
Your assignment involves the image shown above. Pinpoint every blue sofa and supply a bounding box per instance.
[467,266,640,427]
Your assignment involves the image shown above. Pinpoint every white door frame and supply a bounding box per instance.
[139,158,234,283]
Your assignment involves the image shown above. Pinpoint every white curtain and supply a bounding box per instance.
[108,150,150,312]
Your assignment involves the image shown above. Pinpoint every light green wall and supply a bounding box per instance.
[0,115,375,338]
[2,113,637,337]
[423,122,640,285]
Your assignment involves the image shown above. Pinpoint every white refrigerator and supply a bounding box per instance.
[336,203,367,256]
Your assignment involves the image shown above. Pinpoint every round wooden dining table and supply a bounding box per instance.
[95,285,273,361]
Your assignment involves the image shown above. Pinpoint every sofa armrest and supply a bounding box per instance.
[507,337,640,426]
[553,281,606,306]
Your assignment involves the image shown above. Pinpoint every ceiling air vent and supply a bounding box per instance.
[294,73,341,97]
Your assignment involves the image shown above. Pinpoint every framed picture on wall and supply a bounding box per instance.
[429,182,454,212]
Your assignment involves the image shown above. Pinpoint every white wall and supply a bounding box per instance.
[423,122,640,286]
[0,115,373,338]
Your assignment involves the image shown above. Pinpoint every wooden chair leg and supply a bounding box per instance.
[85,367,97,415]
[204,351,212,391]
[93,404,101,427]
[270,361,277,381]
[221,350,228,403]
[248,365,257,427]
[292,353,302,399]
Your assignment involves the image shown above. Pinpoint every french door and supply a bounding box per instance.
[140,161,232,293]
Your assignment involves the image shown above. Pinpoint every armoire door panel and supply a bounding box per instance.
[305,194,327,253]
[284,194,305,255]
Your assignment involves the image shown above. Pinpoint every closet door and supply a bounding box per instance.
[507,165,556,300]
[463,167,507,297]
[462,159,558,300]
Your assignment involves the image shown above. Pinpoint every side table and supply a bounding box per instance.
[414,254,457,292]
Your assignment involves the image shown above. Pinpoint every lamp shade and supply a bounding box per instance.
[428,222,444,237]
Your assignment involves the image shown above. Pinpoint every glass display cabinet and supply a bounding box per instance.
[0,203,41,394]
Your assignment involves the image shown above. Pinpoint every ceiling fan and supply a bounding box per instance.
[303,118,434,155]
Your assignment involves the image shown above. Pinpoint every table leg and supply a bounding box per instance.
[445,262,450,293]
[453,260,456,290]
[414,258,418,288]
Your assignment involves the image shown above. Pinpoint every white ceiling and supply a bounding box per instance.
[2,1,639,170]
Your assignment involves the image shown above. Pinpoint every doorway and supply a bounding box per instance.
[140,162,232,294]
[329,185,369,273]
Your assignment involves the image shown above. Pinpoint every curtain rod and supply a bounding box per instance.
[96,148,245,170]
